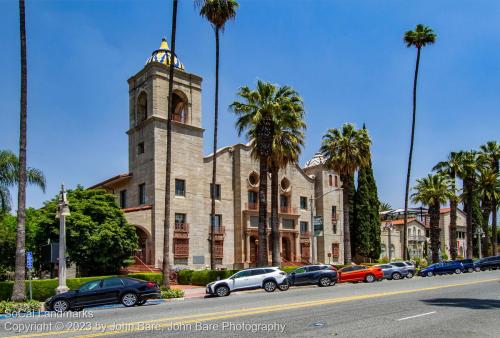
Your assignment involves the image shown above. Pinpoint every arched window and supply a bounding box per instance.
[328,175,333,187]
[137,92,148,123]
[334,175,338,187]
[171,92,188,123]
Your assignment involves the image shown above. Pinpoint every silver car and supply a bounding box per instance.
[390,261,416,278]
[376,264,409,280]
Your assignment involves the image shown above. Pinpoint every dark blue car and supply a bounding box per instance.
[287,265,338,287]
[454,259,477,273]
[419,261,465,277]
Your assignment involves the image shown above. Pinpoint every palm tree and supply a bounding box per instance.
[12,0,29,302]
[456,151,479,259]
[269,90,305,266]
[379,202,392,212]
[402,24,436,260]
[477,167,498,257]
[320,123,371,264]
[412,173,452,263]
[163,0,179,288]
[480,141,500,255]
[197,0,238,270]
[231,81,299,266]
[433,151,461,259]
[0,150,46,214]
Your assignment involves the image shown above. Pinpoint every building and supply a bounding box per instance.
[379,207,468,260]
[91,39,344,269]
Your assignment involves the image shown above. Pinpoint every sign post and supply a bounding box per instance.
[26,251,33,300]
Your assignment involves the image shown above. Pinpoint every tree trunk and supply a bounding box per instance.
[465,179,474,259]
[430,202,441,264]
[209,29,220,270]
[257,159,268,266]
[402,46,421,261]
[270,166,280,266]
[12,0,27,302]
[342,174,352,264]
[492,199,498,256]
[449,173,458,260]
[481,198,491,257]
[162,0,178,288]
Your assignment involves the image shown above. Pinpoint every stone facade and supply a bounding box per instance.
[91,43,344,269]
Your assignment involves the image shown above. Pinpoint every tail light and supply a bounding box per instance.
[146,282,157,289]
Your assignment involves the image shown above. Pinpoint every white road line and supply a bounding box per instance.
[397,311,436,321]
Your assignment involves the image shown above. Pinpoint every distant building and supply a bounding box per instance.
[91,39,344,269]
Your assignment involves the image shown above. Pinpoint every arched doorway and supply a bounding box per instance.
[135,227,149,263]
[249,236,258,264]
[281,237,291,261]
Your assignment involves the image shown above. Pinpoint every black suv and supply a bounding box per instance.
[287,265,337,287]
[474,256,500,271]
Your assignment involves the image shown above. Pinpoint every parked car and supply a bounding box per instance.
[455,259,476,273]
[287,265,338,287]
[474,255,500,271]
[337,265,384,283]
[376,264,409,280]
[205,267,289,297]
[390,261,416,278]
[419,261,464,277]
[45,277,161,312]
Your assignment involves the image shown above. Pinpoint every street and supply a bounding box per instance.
[1,270,499,338]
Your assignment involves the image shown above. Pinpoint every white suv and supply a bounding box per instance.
[206,267,289,297]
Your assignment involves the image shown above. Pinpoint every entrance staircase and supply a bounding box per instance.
[121,256,161,274]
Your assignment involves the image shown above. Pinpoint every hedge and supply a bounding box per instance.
[190,270,239,286]
[160,288,184,299]
[0,300,41,314]
[177,270,193,285]
[0,274,166,302]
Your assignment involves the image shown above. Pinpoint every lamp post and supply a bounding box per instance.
[55,184,70,294]
[473,227,485,259]
[383,221,394,261]
[310,187,342,264]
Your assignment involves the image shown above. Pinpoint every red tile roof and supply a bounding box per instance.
[122,205,152,213]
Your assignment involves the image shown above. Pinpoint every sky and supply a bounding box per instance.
[1,0,499,210]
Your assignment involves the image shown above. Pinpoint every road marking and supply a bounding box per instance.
[7,277,500,338]
[397,311,436,321]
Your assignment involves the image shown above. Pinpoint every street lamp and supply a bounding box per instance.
[383,221,394,261]
[310,187,342,264]
[473,227,485,259]
[55,184,70,294]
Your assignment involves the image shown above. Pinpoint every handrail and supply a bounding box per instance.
[134,255,155,273]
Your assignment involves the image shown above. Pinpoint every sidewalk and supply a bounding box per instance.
[171,284,206,299]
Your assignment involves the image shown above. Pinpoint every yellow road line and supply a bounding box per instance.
[9,277,500,338]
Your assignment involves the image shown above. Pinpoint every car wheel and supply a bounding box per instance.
[391,272,401,280]
[215,285,230,297]
[427,271,433,277]
[136,299,147,306]
[263,280,277,292]
[52,299,70,313]
[319,276,332,287]
[365,274,375,283]
[278,281,290,291]
[121,293,138,307]
[454,268,462,274]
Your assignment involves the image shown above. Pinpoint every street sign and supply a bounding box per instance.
[313,216,323,236]
[26,251,33,269]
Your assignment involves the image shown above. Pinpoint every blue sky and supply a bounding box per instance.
[1,0,499,210]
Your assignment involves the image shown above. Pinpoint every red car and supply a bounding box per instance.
[337,265,384,283]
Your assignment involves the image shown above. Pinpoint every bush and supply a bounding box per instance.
[177,270,193,285]
[160,288,184,299]
[441,252,449,260]
[190,270,239,286]
[281,266,300,273]
[0,300,41,314]
[377,257,389,264]
[127,273,163,285]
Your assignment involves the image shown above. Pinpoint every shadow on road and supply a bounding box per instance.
[422,298,500,310]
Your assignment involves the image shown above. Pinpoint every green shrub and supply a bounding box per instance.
[127,273,163,284]
[177,270,194,285]
[0,300,41,314]
[441,252,449,260]
[160,288,184,299]
[190,269,239,286]
[377,257,389,264]
[281,266,300,273]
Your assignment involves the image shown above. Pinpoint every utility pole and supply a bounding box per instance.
[55,184,70,294]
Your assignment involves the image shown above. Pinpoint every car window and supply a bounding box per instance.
[294,268,306,273]
[234,270,252,278]
[392,262,404,267]
[381,265,392,269]
[264,268,275,273]
[352,266,366,271]
[340,267,354,273]
[102,278,123,288]
[121,278,140,285]
[251,269,265,276]
[307,266,321,272]
[79,280,101,292]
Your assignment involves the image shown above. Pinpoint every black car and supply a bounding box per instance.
[45,277,161,312]
[287,265,337,287]
[455,259,476,273]
[474,255,500,271]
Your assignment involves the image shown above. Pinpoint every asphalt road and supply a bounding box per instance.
[1,270,499,338]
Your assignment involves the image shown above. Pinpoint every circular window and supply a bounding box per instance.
[248,172,259,186]
[280,177,291,191]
